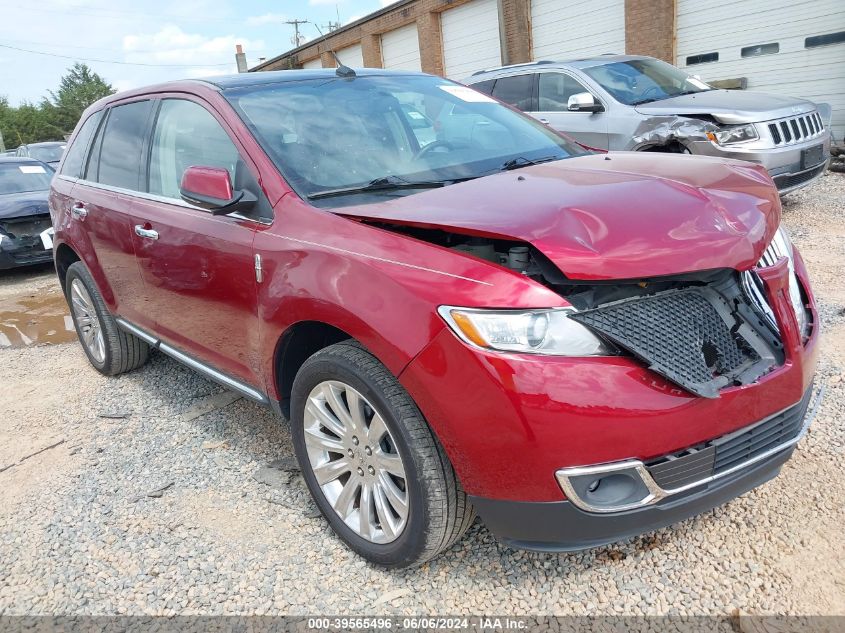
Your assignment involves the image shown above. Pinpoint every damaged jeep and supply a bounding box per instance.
[467,55,832,194]
[51,68,820,567]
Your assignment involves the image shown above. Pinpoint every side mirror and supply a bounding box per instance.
[180,166,256,215]
[567,92,603,113]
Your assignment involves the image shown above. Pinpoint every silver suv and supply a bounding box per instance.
[466,55,832,194]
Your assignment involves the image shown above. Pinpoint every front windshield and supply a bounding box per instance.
[0,163,52,194]
[29,144,65,162]
[583,58,711,106]
[225,74,586,206]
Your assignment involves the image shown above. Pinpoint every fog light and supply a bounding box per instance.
[556,461,660,513]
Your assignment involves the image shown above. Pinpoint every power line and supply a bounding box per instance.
[0,37,268,57]
[0,43,235,67]
[7,3,242,24]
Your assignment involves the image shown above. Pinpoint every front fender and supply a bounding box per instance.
[255,197,565,396]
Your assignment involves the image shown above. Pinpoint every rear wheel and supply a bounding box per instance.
[65,262,149,376]
[290,341,474,567]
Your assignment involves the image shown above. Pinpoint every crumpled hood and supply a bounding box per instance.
[635,90,817,124]
[0,190,50,220]
[339,152,781,280]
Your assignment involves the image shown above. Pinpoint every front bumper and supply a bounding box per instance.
[0,235,54,269]
[471,443,795,552]
[687,132,831,194]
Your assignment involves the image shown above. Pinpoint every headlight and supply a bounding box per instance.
[437,306,613,356]
[707,123,758,145]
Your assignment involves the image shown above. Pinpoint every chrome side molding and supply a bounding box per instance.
[115,318,268,404]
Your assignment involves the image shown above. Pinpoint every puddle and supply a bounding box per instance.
[0,291,77,349]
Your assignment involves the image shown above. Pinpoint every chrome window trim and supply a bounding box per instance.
[58,174,272,226]
[116,317,268,404]
[556,385,825,514]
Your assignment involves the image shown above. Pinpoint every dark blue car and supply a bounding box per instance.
[0,157,55,270]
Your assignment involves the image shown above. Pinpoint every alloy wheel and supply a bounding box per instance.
[303,380,409,544]
[70,278,105,364]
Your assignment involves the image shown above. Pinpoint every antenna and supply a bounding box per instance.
[313,22,356,78]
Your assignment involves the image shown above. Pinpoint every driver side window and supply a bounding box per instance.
[149,99,239,199]
[538,73,591,112]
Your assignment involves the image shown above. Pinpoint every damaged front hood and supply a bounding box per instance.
[0,191,50,220]
[636,90,817,124]
[339,153,780,280]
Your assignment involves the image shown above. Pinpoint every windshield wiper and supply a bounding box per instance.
[307,175,448,200]
[500,155,562,171]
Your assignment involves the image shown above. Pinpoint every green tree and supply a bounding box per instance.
[0,63,115,149]
[46,63,114,135]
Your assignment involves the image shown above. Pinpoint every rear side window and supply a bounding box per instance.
[60,111,103,178]
[471,78,496,95]
[148,99,240,199]
[538,73,592,112]
[490,74,534,111]
[93,100,153,190]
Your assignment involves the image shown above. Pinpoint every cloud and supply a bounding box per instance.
[380,0,397,6]
[122,24,265,68]
[246,13,287,27]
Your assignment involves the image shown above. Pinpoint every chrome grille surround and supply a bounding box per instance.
[766,111,825,146]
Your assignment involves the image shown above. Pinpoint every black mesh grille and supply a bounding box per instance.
[570,288,761,398]
[772,164,826,190]
[713,387,812,473]
[647,388,812,490]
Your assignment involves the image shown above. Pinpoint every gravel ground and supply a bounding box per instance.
[0,174,844,617]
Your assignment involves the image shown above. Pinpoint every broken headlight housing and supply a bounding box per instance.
[772,227,810,338]
[437,306,613,356]
[707,123,758,145]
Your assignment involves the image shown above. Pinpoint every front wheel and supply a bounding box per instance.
[290,341,474,567]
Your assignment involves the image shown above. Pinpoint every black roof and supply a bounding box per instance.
[203,68,426,90]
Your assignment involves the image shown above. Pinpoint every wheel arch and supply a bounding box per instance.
[54,242,81,291]
[272,320,355,418]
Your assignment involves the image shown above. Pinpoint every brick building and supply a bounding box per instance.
[251,0,845,138]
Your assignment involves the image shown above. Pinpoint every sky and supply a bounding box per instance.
[0,0,393,105]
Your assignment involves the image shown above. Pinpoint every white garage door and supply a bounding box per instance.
[441,0,502,80]
[336,44,364,68]
[531,0,625,61]
[302,58,322,70]
[382,23,422,71]
[677,0,845,139]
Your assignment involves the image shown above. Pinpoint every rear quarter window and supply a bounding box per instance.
[60,110,103,178]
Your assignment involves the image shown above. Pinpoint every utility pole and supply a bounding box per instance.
[285,19,309,47]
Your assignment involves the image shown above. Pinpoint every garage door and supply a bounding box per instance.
[677,0,845,139]
[441,0,502,80]
[336,44,364,68]
[302,58,322,70]
[382,23,422,71]
[531,0,625,61]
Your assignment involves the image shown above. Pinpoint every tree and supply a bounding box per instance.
[0,63,115,148]
[46,63,115,136]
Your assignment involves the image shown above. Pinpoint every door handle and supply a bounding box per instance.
[70,204,88,219]
[134,225,159,240]
[538,118,551,125]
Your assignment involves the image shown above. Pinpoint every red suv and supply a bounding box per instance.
[49,69,820,568]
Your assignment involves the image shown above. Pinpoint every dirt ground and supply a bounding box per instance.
[0,174,843,617]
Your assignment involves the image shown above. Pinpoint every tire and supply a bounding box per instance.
[290,341,475,568]
[65,261,149,376]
